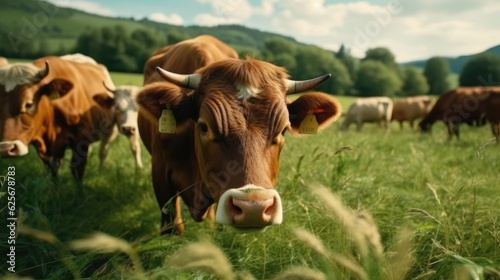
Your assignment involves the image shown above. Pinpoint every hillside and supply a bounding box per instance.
[401,44,500,73]
[0,0,300,59]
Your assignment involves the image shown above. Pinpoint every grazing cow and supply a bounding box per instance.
[419,87,500,140]
[0,55,116,181]
[0,57,8,67]
[340,97,393,131]
[138,35,342,234]
[94,84,143,169]
[392,96,432,130]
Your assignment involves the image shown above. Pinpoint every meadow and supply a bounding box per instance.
[0,71,499,280]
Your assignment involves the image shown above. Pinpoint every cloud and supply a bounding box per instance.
[260,0,500,62]
[48,0,116,17]
[193,0,251,26]
[148,12,184,25]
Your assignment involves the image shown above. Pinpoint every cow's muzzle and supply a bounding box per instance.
[0,140,29,157]
[120,125,136,135]
[215,185,283,228]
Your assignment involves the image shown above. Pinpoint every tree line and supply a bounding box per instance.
[2,24,500,96]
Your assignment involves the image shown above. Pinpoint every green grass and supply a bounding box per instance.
[1,96,499,279]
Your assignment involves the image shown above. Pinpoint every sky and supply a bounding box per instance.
[48,0,500,62]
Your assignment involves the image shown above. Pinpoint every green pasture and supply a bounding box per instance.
[0,76,499,279]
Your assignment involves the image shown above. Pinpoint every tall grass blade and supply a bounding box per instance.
[167,241,234,280]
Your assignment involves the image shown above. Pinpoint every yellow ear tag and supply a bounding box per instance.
[50,91,60,100]
[299,110,319,134]
[159,106,176,134]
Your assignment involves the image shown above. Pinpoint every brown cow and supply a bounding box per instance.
[419,87,500,140]
[0,56,116,181]
[392,96,432,130]
[138,35,342,234]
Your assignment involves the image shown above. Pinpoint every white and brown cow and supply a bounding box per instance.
[392,96,432,130]
[340,97,393,131]
[95,85,143,169]
[138,35,342,234]
[0,55,116,181]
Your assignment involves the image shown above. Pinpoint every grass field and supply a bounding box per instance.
[1,73,499,279]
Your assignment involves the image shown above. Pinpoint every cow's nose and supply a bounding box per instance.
[230,197,276,226]
[121,126,136,135]
[0,143,16,156]
[215,185,283,228]
[0,141,29,157]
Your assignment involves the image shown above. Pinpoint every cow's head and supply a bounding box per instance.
[94,85,140,136]
[137,58,341,229]
[0,62,72,157]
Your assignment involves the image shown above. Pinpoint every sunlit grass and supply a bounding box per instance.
[1,99,499,279]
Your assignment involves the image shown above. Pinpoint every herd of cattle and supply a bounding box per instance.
[0,35,498,234]
[342,87,500,141]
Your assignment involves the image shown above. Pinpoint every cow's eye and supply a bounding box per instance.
[200,123,209,134]
[25,101,34,111]
[281,127,288,136]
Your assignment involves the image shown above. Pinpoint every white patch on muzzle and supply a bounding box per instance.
[0,140,29,156]
[215,184,283,227]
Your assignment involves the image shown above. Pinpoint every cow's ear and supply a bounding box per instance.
[287,92,342,133]
[42,79,74,99]
[93,93,115,109]
[136,82,196,130]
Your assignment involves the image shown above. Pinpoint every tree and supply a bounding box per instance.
[167,31,190,45]
[423,57,451,95]
[293,45,352,95]
[335,44,357,85]
[362,47,403,78]
[262,37,297,73]
[459,53,500,86]
[401,67,429,96]
[355,60,403,97]
[74,25,166,72]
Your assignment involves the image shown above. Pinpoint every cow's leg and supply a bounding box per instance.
[152,160,184,235]
[206,204,215,229]
[491,122,500,143]
[356,120,362,132]
[448,122,460,140]
[446,122,454,141]
[70,141,89,193]
[99,125,118,167]
[399,121,404,130]
[409,120,414,130]
[129,134,143,169]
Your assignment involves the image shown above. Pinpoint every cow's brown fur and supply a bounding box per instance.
[392,96,432,130]
[0,56,116,180]
[419,87,500,140]
[138,35,342,234]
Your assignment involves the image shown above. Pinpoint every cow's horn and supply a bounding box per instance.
[37,61,50,81]
[155,66,201,89]
[286,73,331,94]
[102,81,117,94]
